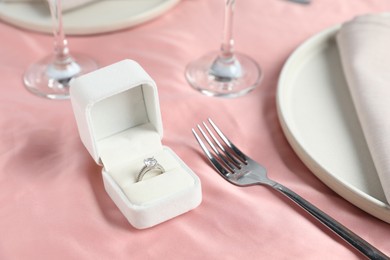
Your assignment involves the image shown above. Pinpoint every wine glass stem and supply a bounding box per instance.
[220,0,235,59]
[49,0,71,64]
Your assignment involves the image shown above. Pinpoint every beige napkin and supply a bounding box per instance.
[337,13,390,204]
[1,0,98,12]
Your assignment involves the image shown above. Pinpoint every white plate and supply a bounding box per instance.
[277,25,390,223]
[0,0,180,35]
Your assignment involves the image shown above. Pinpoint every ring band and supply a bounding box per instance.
[136,157,165,182]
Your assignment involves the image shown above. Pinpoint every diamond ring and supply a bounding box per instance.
[136,157,165,182]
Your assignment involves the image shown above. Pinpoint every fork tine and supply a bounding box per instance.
[208,118,248,163]
[202,122,242,168]
[197,124,235,171]
[192,128,231,177]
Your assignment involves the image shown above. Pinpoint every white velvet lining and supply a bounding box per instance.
[107,148,194,205]
[92,87,194,206]
[98,123,161,168]
[98,124,194,205]
[90,86,149,141]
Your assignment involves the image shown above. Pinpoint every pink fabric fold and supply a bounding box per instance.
[0,1,389,259]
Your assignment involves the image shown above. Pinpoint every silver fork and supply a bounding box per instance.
[192,118,389,260]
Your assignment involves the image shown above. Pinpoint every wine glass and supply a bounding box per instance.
[24,0,98,100]
[185,0,262,98]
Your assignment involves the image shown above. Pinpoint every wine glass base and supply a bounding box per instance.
[185,51,263,98]
[24,53,98,100]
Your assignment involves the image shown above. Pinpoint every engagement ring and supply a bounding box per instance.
[136,157,165,182]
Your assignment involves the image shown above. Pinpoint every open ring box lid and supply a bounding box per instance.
[69,59,202,229]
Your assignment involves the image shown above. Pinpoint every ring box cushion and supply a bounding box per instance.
[70,59,202,229]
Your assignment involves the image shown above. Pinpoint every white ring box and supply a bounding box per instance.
[69,59,202,229]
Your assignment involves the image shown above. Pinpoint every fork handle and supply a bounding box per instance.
[271,183,389,260]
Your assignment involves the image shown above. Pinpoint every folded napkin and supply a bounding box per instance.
[1,0,98,12]
[337,14,390,204]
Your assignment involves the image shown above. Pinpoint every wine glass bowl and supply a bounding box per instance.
[23,0,97,100]
[185,0,262,98]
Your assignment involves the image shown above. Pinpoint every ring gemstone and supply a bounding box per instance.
[137,157,165,182]
[144,157,157,168]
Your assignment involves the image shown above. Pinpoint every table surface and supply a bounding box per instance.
[1,0,390,259]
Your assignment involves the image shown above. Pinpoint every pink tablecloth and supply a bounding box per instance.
[1,0,390,259]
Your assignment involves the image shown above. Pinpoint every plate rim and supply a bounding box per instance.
[276,24,390,223]
[0,0,181,35]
